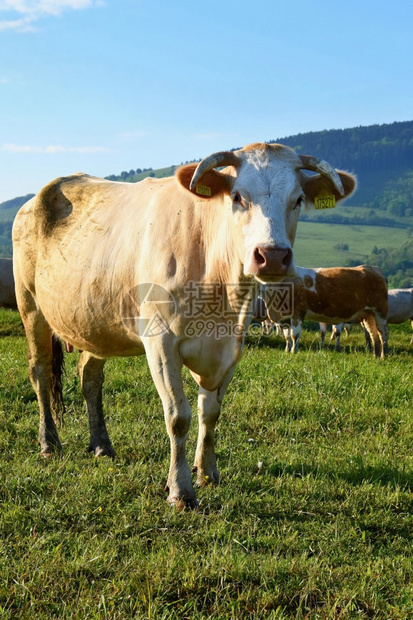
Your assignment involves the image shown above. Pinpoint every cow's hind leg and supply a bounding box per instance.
[78,351,115,457]
[23,306,62,456]
[374,313,388,358]
[362,324,372,352]
[331,324,342,352]
[362,317,380,357]
[193,369,235,487]
[362,314,388,358]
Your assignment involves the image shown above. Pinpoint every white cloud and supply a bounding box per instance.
[0,16,33,30]
[0,0,104,31]
[1,143,110,153]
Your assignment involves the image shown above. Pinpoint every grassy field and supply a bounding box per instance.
[0,309,412,618]
[294,221,411,268]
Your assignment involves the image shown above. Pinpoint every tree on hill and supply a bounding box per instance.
[347,241,413,288]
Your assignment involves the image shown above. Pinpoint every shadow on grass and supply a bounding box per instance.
[268,461,413,492]
[245,334,286,351]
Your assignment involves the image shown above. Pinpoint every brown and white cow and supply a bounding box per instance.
[263,265,388,357]
[12,142,355,508]
[319,322,346,351]
[0,258,17,310]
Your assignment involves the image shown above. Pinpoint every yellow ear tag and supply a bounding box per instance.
[314,191,336,210]
[195,183,212,197]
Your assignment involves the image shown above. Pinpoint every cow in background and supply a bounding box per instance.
[388,288,413,343]
[319,322,346,351]
[263,265,388,358]
[364,287,413,347]
[0,258,17,310]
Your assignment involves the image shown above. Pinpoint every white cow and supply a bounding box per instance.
[388,288,413,343]
[364,288,413,346]
[12,142,355,508]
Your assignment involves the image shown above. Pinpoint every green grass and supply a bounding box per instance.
[294,221,411,268]
[1,309,413,618]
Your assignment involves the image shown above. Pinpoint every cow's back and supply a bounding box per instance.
[12,174,178,354]
[12,172,224,357]
[387,288,413,323]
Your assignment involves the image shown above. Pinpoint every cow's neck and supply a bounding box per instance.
[198,200,257,319]
[198,200,242,285]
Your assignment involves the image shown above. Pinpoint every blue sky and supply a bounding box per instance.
[0,0,412,203]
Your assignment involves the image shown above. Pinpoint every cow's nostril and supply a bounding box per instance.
[254,247,266,265]
[282,248,292,267]
[250,245,294,278]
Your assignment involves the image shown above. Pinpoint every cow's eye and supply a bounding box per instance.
[232,192,247,208]
[294,195,305,209]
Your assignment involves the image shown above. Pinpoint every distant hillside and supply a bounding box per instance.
[273,121,413,227]
[0,194,35,216]
[1,121,413,261]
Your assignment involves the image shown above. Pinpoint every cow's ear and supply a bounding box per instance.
[176,164,229,199]
[302,170,357,209]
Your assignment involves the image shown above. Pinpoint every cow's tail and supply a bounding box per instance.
[51,335,65,426]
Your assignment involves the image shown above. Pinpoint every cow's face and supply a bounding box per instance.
[227,147,305,282]
[178,143,356,284]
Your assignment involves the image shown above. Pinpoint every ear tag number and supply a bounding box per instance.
[196,184,212,197]
[314,192,336,210]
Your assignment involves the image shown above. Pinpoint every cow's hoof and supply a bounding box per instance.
[39,439,62,457]
[88,444,116,458]
[167,495,199,511]
[40,449,54,458]
[192,465,220,486]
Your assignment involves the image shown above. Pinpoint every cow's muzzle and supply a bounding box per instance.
[250,245,293,279]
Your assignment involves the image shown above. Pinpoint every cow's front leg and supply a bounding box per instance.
[78,352,115,457]
[193,369,234,487]
[145,342,196,508]
[282,325,292,352]
[331,324,342,352]
[320,323,327,348]
[290,319,302,353]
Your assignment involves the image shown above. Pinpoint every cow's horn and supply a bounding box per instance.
[189,151,239,190]
[300,155,345,196]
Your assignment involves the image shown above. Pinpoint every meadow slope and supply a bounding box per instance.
[0,309,412,618]
[294,222,411,268]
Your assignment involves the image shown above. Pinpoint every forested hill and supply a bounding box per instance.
[274,120,413,178]
[272,120,413,210]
